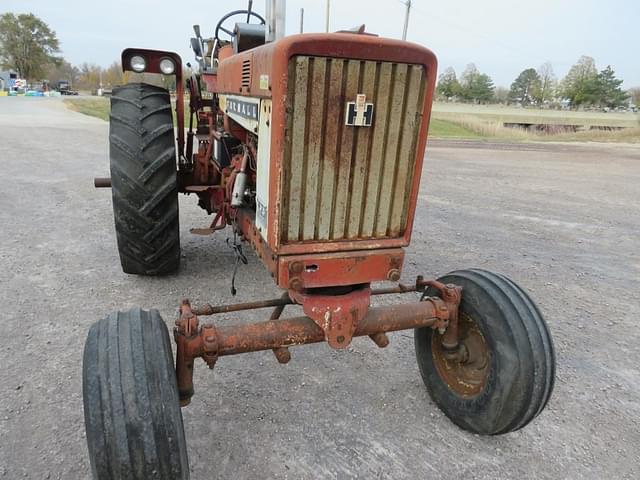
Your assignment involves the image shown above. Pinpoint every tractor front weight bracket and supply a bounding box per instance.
[174,277,461,406]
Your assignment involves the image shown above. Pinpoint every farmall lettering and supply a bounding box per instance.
[227,97,259,120]
[346,93,374,127]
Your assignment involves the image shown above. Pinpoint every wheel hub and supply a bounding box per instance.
[431,312,490,397]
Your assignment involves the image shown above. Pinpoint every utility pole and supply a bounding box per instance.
[325,0,331,33]
[300,8,304,33]
[402,0,412,40]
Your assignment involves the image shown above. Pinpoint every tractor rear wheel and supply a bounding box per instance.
[109,82,180,275]
[83,308,189,479]
[415,269,555,435]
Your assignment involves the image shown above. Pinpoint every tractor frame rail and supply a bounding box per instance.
[174,276,462,406]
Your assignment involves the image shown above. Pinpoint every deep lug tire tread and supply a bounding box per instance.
[415,268,555,435]
[83,308,189,479]
[109,83,180,275]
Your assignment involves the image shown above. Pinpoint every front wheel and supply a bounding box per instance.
[415,269,555,435]
[82,308,189,479]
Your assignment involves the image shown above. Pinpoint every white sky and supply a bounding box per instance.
[4,0,639,88]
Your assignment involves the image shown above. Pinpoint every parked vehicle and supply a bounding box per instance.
[56,80,78,95]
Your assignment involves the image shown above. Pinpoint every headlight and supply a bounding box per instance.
[159,58,175,75]
[130,55,146,73]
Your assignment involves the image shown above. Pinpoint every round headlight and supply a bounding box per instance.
[159,58,175,75]
[130,55,146,73]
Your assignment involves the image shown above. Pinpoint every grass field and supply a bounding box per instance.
[64,97,110,121]
[64,97,640,143]
[432,102,639,128]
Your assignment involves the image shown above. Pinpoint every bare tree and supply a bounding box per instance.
[102,62,126,87]
[536,62,557,104]
[494,86,509,104]
[46,60,79,87]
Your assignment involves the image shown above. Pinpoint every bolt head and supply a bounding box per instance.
[290,262,304,274]
[387,269,401,282]
[289,277,303,291]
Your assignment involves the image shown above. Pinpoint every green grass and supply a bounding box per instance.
[64,96,180,123]
[428,118,481,138]
[64,98,110,121]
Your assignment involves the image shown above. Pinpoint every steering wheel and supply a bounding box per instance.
[214,10,266,43]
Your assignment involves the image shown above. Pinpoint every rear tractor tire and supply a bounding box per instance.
[109,82,180,275]
[415,269,555,435]
[83,308,189,479]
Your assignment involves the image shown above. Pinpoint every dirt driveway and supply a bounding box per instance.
[0,97,639,479]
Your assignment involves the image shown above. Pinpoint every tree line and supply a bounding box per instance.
[438,57,635,110]
[2,12,639,108]
[0,12,177,91]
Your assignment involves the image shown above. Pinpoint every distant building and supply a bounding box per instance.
[0,70,18,91]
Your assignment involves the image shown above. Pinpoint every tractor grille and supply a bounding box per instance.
[280,56,426,243]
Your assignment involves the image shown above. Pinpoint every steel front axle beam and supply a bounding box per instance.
[174,277,462,406]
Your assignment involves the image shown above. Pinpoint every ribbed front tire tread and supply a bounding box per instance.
[83,308,189,479]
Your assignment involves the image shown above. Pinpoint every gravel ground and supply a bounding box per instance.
[0,97,639,479]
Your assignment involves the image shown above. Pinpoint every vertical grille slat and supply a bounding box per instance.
[317,59,344,240]
[374,63,408,237]
[347,61,377,238]
[332,60,360,239]
[361,62,393,237]
[302,58,328,239]
[390,65,426,235]
[285,56,310,242]
[281,56,425,245]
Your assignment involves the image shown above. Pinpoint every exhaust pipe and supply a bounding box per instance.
[265,0,286,42]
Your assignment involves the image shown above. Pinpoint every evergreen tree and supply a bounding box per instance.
[459,64,495,103]
[509,68,542,106]
[597,66,629,108]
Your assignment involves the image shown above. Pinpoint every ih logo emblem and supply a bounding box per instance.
[345,94,374,127]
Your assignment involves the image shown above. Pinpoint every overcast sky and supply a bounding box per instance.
[5,0,639,88]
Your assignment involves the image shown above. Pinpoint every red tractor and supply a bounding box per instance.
[85,2,555,478]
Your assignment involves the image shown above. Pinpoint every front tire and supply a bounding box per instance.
[82,308,189,479]
[415,269,555,435]
[109,82,180,275]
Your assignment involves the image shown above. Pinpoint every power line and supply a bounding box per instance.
[408,3,550,65]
